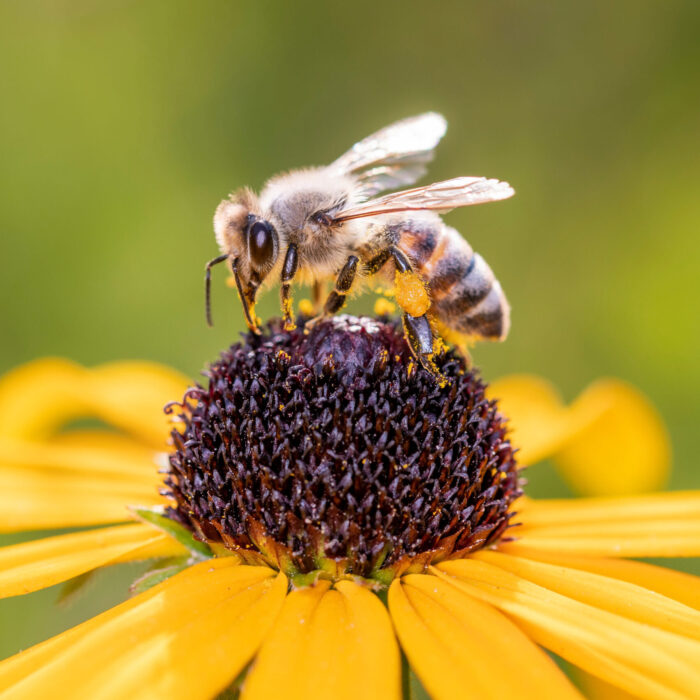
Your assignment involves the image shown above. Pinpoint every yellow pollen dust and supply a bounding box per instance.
[394,270,431,317]
[298,298,315,316]
[374,297,396,316]
[225,276,237,288]
[433,335,449,355]
[282,297,296,331]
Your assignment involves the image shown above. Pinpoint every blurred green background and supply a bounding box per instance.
[0,0,698,666]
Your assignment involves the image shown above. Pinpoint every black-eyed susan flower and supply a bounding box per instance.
[0,315,697,700]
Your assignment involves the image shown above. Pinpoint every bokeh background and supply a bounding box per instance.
[1,0,698,668]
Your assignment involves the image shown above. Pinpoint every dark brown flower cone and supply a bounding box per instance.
[164,315,520,581]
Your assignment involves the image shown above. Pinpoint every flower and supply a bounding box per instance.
[0,316,697,700]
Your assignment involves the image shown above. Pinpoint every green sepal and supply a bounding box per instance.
[369,543,392,575]
[129,505,213,559]
[129,556,190,596]
[208,541,234,557]
[289,569,333,589]
[371,566,396,588]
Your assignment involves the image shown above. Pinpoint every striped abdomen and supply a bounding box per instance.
[399,219,510,341]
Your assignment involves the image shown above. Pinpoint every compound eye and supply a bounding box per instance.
[248,220,276,269]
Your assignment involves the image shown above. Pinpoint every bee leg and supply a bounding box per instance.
[390,248,444,382]
[232,258,261,335]
[389,248,432,318]
[306,255,359,330]
[312,279,325,314]
[364,246,430,313]
[280,244,299,331]
[402,312,447,386]
[363,248,392,275]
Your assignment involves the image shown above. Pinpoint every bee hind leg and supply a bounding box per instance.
[402,312,448,386]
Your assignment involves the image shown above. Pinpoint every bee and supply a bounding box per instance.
[206,112,514,380]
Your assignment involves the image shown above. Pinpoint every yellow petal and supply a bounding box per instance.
[489,375,670,496]
[48,429,159,453]
[516,523,700,557]
[556,379,670,496]
[0,359,83,441]
[489,374,571,464]
[0,523,185,598]
[389,573,583,700]
[0,466,162,532]
[436,558,700,700]
[472,551,700,640]
[514,492,700,557]
[0,560,286,700]
[243,580,400,700]
[497,543,700,610]
[0,358,190,448]
[518,491,700,526]
[0,436,159,481]
[111,532,189,564]
[0,560,233,687]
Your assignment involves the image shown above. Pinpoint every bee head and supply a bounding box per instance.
[214,190,279,281]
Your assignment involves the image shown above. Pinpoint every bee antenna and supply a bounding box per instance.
[204,254,229,327]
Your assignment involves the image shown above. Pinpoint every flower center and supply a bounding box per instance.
[164,316,520,582]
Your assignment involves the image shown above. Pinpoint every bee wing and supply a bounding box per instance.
[332,177,515,222]
[329,112,448,196]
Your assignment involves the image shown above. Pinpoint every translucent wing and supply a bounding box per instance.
[329,112,448,196]
[332,177,515,222]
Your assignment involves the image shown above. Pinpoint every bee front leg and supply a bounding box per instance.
[232,258,261,334]
[305,255,359,330]
[280,244,299,330]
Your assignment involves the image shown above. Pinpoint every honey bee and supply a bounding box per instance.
[206,112,514,379]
